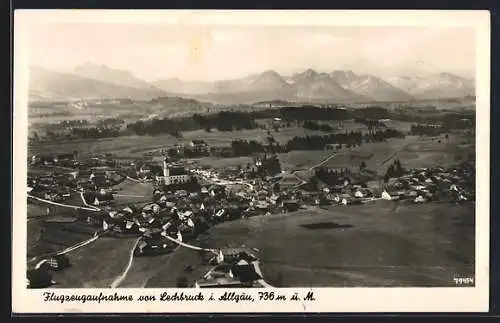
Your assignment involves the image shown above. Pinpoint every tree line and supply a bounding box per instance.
[383,159,404,183]
[127,111,259,136]
[303,121,335,132]
[315,167,354,186]
[285,129,404,151]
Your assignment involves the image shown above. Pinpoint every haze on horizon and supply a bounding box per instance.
[27,24,476,82]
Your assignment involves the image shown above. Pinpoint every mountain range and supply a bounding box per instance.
[28,63,475,104]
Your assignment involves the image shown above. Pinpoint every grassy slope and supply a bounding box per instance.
[166,201,474,287]
[51,237,138,288]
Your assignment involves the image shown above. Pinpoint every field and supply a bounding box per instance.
[29,199,474,288]
[94,200,474,288]
[27,201,91,259]
[50,237,139,288]
[190,132,474,179]
[186,201,474,287]
[112,180,155,207]
[28,120,415,157]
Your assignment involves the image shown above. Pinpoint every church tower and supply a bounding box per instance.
[163,157,171,185]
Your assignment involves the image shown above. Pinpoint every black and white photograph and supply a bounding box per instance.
[12,10,490,313]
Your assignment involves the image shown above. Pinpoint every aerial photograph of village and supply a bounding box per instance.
[25,23,476,289]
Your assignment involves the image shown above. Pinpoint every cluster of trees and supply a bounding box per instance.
[39,119,91,133]
[353,117,387,135]
[193,112,260,132]
[206,111,259,132]
[286,131,364,151]
[230,140,265,157]
[370,129,405,141]
[278,106,351,121]
[97,118,126,127]
[410,124,447,136]
[69,126,121,139]
[126,118,192,136]
[59,120,90,128]
[303,121,334,132]
[234,105,389,122]
[352,107,390,119]
[285,129,404,151]
[314,167,353,186]
[255,155,282,177]
[38,126,122,141]
[127,111,259,136]
[384,159,404,183]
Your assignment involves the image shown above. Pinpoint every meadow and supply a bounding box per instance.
[27,120,415,157]
[186,201,475,287]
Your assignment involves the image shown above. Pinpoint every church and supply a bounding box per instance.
[156,158,191,185]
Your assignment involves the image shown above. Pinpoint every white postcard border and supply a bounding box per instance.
[12,10,491,313]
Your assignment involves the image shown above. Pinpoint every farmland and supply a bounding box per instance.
[100,200,474,288]
[25,104,476,289]
[27,119,415,157]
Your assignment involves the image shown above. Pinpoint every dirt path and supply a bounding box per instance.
[110,237,142,288]
[308,152,339,171]
[31,232,101,266]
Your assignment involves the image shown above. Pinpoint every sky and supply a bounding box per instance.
[26,23,476,81]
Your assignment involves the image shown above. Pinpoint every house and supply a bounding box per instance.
[215,248,257,265]
[204,263,234,280]
[91,174,108,188]
[139,165,151,175]
[90,171,106,179]
[381,190,398,200]
[194,277,247,288]
[53,153,75,163]
[31,155,55,165]
[231,260,261,283]
[93,193,114,206]
[189,140,210,154]
[414,195,427,203]
[43,254,71,271]
[281,200,300,212]
[354,190,364,198]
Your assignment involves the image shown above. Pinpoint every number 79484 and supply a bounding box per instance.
[453,277,474,285]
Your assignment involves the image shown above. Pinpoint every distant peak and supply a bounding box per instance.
[330,70,357,80]
[261,69,279,75]
[438,72,459,79]
[331,70,355,75]
[75,62,105,69]
[258,70,282,79]
[303,68,318,76]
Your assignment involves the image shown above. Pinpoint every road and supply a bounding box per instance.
[286,151,341,188]
[196,171,255,191]
[308,151,339,171]
[28,194,100,212]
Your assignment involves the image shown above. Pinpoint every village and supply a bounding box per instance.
[26,133,475,289]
